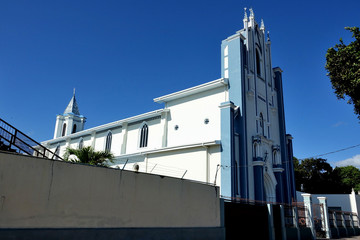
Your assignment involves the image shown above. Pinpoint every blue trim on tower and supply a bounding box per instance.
[220,101,235,197]
[274,171,284,203]
[240,37,249,199]
[274,68,293,204]
[221,33,249,199]
[253,158,265,201]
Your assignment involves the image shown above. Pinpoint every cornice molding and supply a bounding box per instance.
[154,78,228,103]
[43,109,168,145]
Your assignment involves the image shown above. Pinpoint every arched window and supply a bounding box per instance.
[78,138,84,149]
[62,123,67,137]
[256,49,261,76]
[105,131,112,152]
[273,151,278,165]
[259,113,265,136]
[253,143,257,158]
[243,44,247,67]
[72,124,77,134]
[139,123,148,148]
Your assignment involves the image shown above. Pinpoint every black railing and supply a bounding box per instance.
[294,202,308,228]
[0,118,62,160]
[353,213,359,227]
[284,204,295,227]
[336,211,343,227]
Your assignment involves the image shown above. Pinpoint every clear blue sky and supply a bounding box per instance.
[1,0,359,168]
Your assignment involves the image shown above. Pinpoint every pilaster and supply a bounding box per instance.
[121,123,128,154]
[161,110,169,148]
[219,101,235,197]
[274,167,284,203]
[317,197,332,239]
[302,193,316,240]
[91,131,96,149]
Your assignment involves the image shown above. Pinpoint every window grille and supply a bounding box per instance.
[139,124,148,148]
[105,131,112,152]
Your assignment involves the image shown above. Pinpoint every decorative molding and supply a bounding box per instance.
[154,78,228,103]
[42,109,167,145]
[253,160,265,167]
[128,116,161,126]
[113,140,221,160]
[219,101,236,109]
[252,135,262,144]
[260,135,273,145]
[247,90,255,98]
[258,95,266,102]
[226,32,246,41]
[273,67,283,73]
[273,167,284,173]
[272,145,280,152]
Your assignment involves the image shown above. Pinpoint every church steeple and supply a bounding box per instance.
[53,90,86,139]
[64,89,81,116]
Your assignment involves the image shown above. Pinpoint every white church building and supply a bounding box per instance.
[41,9,296,204]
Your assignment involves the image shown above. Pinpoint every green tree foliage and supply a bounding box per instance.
[325,27,360,119]
[294,157,360,194]
[63,146,114,167]
[294,157,338,193]
[333,165,360,193]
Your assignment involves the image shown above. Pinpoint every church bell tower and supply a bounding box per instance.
[220,8,296,204]
[53,90,86,139]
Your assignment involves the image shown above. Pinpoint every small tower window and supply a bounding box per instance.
[256,49,261,76]
[273,151,277,165]
[243,44,247,67]
[105,131,112,152]
[72,124,77,134]
[139,123,148,148]
[62,123,67,137]
[253,143,257,158]
[259,113,265,136]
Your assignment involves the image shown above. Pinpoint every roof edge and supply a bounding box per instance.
[153,78,228,103]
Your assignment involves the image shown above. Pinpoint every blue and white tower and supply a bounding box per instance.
[53,90,86,139]
[220,9,296,203]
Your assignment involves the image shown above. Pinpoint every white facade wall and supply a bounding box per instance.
[43,85,224,183]
[166,87,225,147]
[94,131,107,152]
[112,145,221,184]
[110,127,122,155]
[81,135,92,149]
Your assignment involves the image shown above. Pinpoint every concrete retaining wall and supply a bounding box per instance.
[0,151,221,229]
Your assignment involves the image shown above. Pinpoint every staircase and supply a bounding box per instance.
[0,118,63,160]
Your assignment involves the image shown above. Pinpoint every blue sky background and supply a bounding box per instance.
[1,0,359,168]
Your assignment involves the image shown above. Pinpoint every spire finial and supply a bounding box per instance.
[267,31,270,41]
[260,19,265,31]
[244,7,248,20]
[73,88,76,96]
[249,8,254,18]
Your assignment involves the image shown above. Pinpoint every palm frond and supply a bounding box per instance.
[63,146,114,166]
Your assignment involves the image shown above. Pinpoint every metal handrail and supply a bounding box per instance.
[0,118,63,160]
